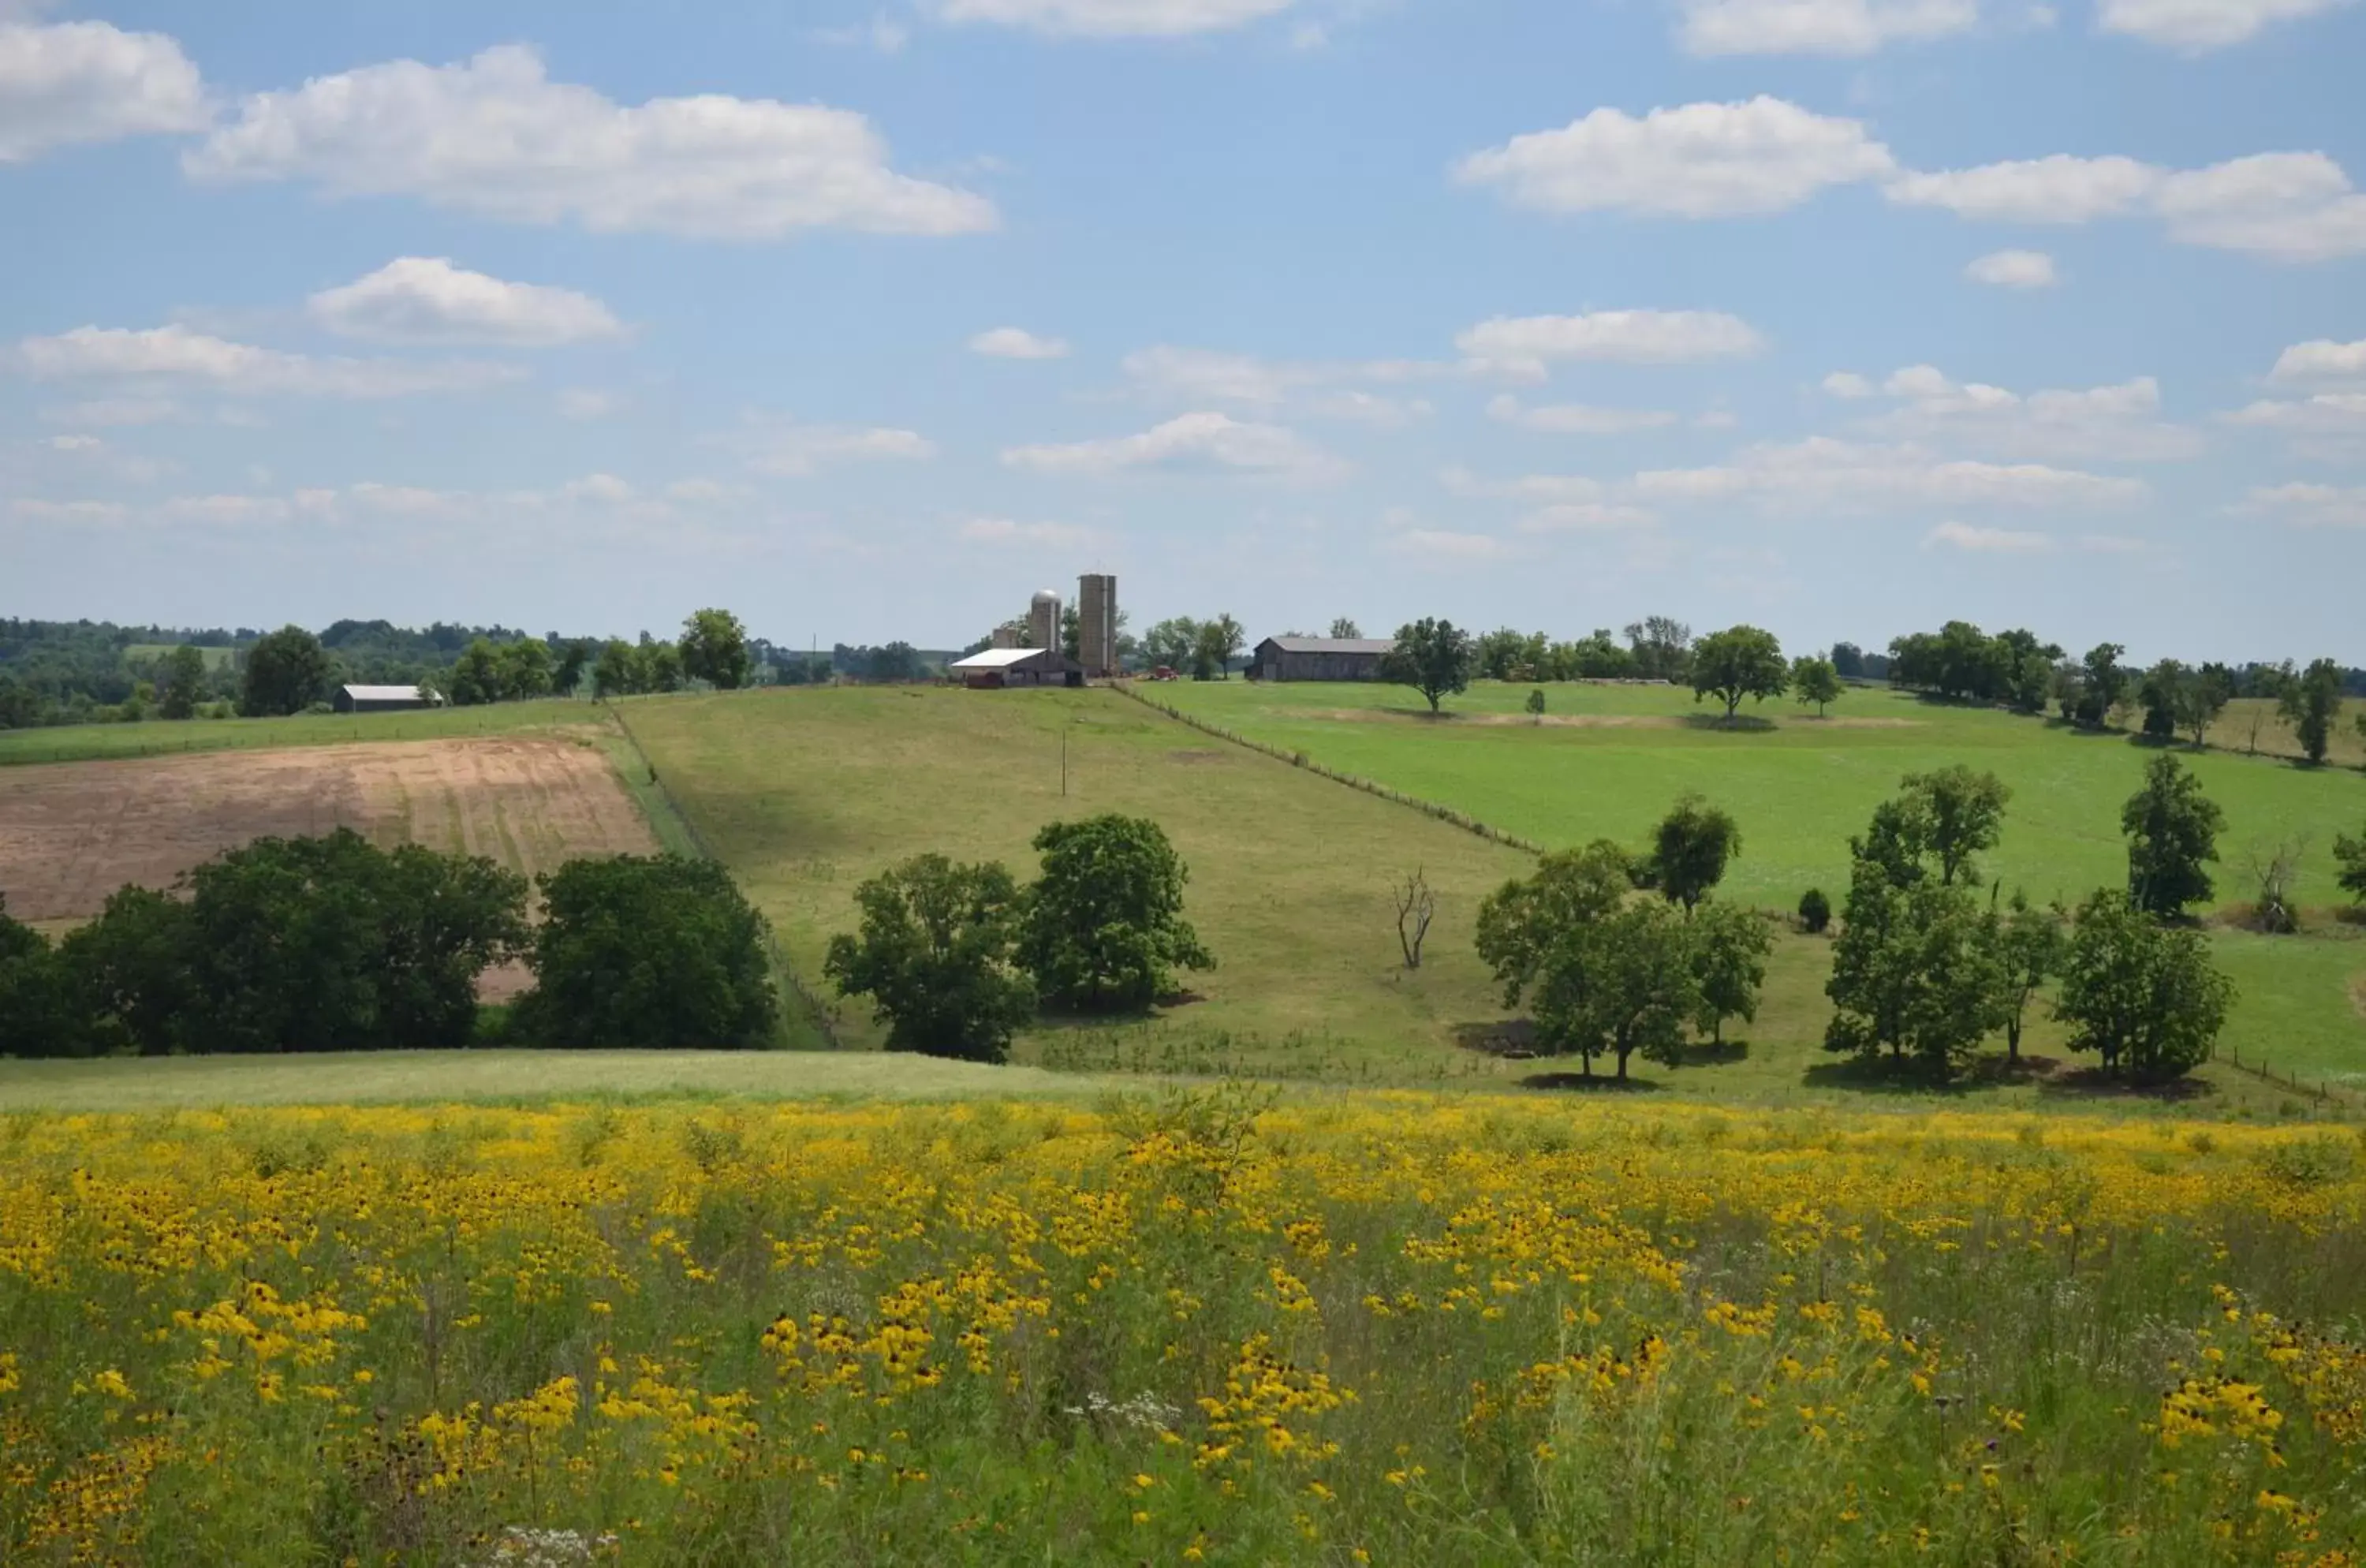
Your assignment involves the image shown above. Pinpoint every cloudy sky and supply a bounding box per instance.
[2,0,2361,659]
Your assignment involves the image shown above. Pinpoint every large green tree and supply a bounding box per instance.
[680,609,756,690]
[1995,890,2066,1063]
[825,855,1036,1063]
[1689,625,1786,723]
[1378,618,1476,713]
[1789,655,1843,717]
[1528,898,1701,1081]
[1823,857,2006,1077]
[1689,898,1772,1045]
[2122,752,2223,918]
[159,644,208,720]
[2054,889,2232,1079]
[1901,766,2012,887]
[497,638,554,700]
[1476,841,1633,1007]
[512,854,779,1049]
[2279,657,2345,764]
[1017,815,1212,1010]
[450,638,506,706]
[1649,795,1742,910]
[0,894,88,1058]
[240,625,332,716]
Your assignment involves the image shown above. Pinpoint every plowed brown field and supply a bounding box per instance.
[0,737,654,922]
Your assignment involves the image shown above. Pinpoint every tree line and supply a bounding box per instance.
[0,834,780,1055]
[1473,751,2245,1085]
[823,814,1213,1062]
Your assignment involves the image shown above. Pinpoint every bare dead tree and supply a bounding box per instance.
[1394,868,1438,969]
[2243,834,2308,934]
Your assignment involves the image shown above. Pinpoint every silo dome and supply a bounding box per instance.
[1032,589,1060,608]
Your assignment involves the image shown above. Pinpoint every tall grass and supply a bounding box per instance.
[2,1093,2361,1562]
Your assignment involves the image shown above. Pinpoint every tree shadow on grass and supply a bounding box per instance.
[2036,1065,2218,1103]
[1677,713,1778,733]
[1801,1055,1973,1098]
[1680,1038,1751,1066]
[1517,1071,1663,1093]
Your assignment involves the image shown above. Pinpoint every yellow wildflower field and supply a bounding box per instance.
[2,1088,2362,1563]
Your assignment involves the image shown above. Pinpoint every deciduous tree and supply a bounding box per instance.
[1018,815,1212,1010]
[159,644,207,719]
[1901,765,2011,887]
[2054,889,2232,1079]
[1379,618,1476,713]
[240,625,332,716]
[680,609,756,690]
[1689,899,1772,1044]
[1995,891,2065,1063]
[513,854,778,1049]
[2122,752,2223,918]
[1650,794,1742,910]
[1789,655,1842,717]
[2279,657,2344,764]
[825,855,1036,1062]
[1690,625,1787,723]
[1476,841,1633,1008]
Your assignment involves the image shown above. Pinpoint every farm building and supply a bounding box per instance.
[333,684,440,714]
[949,647,1085,689]
[1251,636,1394,682]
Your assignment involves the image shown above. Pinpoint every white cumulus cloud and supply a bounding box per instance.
[307,257,622,346]
[14,323,524,398]
[1122,345,1435,424]
[939,0,1300,35]
[1965,248,2059,287]
[0,20,207,163]
[2241,481,2366,528]
[1889,149,2366,261]
[1002,411,1342,480]
[1486,394,1681,434]
[1455,310,1764,377]
[1864,364,2200,461]
[184,44,997,241]
[1677,0,1980,55]
[971,327,1071,360]
[1633,435,2148,512]
[1457,97,1895,218]
[716,414,939,476]
[2270,338,2366,382]
[1517,502,1658,532]
[2097,0,2356,50]
[1924,520,2058,552]
[1386,527,1512,562]
[1821,371,1876,398]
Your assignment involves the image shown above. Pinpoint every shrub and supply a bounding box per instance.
[1797,887,1832,934]
[513,854,779,1049]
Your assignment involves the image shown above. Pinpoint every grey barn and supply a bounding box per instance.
[1251,636,1394,682]
[333,683,438,714]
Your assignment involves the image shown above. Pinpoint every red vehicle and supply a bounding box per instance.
[1150,666,1180,681]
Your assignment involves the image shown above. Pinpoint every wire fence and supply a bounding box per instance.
[604,704,845,1051]
[1108,681,1549,859]
[2223,1043,2360,1108]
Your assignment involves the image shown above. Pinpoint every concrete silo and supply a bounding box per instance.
[1077,573,1117,678]
[1028,588,1061,655]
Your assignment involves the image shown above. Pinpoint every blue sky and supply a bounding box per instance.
[2,0,2362,660]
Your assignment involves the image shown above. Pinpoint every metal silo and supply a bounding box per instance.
[1077,573,1117,677]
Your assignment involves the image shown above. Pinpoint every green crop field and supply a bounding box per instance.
[0,698,603,767]
[621,686,2357,1115]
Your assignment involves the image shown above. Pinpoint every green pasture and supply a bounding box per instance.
[123,642,238,670]
[1145,677,2366,1088]
[0,698,600,767]
[618,685,2360,1114]
[1150,678,2366,913]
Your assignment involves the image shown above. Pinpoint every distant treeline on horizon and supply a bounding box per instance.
[3,611,2362,731]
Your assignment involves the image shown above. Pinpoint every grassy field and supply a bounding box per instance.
[122,642,238,670]
[613,686,2354,1113]
[625,686,1536,1081]
[0,698,600,767]
[0,1050,1110,1111]
[3,1092,2360,1562]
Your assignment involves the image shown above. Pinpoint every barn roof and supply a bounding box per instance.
[949,647,1079,670]
[340,684,431,701]
[1256,637,1396,655]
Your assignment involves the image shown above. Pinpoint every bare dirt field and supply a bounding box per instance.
[0,737,655,923]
